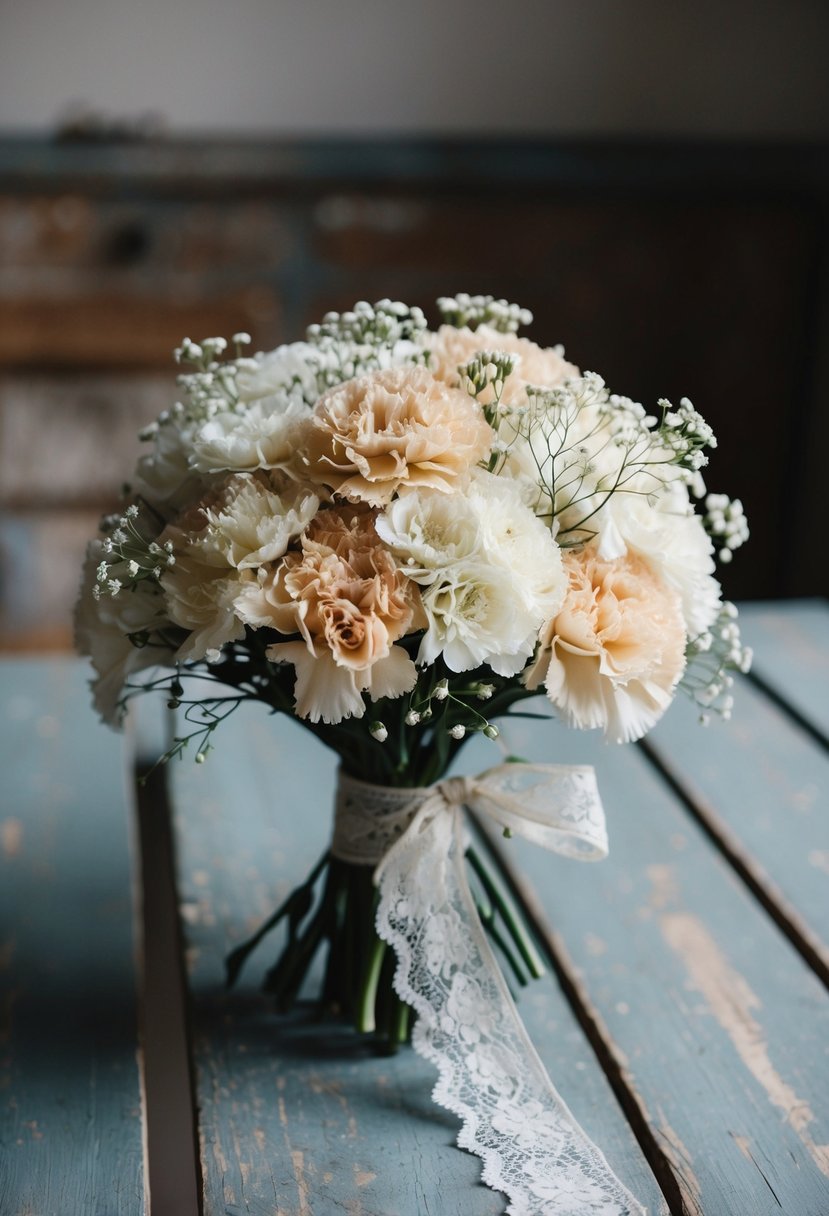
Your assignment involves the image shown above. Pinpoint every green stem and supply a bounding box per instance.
[225,848,328,989]
[477,904,529,987]
[391,995,411,1046]
[356,928,387,1033]
[467,844,546,979]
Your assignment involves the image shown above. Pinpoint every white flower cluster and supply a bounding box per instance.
[684,602,752,723]
[76,298,748,750]
[437,294,534,333]
[703,493,750,562]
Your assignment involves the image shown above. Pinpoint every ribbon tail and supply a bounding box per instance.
[375,805,646,1216]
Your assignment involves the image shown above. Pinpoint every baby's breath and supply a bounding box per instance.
[305,299,428,395]
[461,351,518,425]
[682,602,752,722]
[488,373,721,545]
[703,493,750,562]
[95,504,174,598]
[437,294,533,333]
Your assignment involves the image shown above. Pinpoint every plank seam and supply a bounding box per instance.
[135,759,205,1216]
[471,816,686,1216]
[637,737,829,992]
[745,668,829,753]
[123,717,152,1216]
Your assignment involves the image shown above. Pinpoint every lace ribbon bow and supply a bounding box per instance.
[339,764,646,1216]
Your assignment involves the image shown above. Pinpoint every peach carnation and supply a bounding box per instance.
[303,367,493,506]
[525,546,687,743]
[236,506,424,722]
[428,324,578,406]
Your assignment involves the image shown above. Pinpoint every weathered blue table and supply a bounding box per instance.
[2,600,828,1215]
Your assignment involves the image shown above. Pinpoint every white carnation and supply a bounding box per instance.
[378,471,566,674]
[375,487,481,578]
[160,543,247,663]
[499,375,680,534]
[190,394,310,474]
[75,542,175,724]
[418,558,531,674]
[236,341,330,405]
[133,414,211,509]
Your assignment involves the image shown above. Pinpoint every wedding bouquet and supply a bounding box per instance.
[76,295,749,1213]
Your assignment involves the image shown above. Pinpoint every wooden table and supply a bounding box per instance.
[3,600,828,1215]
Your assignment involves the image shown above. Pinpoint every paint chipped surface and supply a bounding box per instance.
[730,1132,753,1162]
[291,1149,311,1216]
[354,1166,376,1187]
[647,863,678,911]
[656,1107,703,1216]
[662,912,829,1178]
[808,850,829,876]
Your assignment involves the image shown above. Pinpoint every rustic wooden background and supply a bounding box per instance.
[1,137,827,650]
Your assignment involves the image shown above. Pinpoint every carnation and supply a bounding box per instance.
[236,506,423,722]
[190,394,310,475]
[378,471,566,675]
[526,546,687,742]
[593,486,722,638]
[75,296,745,752]
[200,474,319,571]
[160,539,248,663]
[303,366,493,505]
[133,413,207,510]
[428,323,578,405]
[235,340,331,405]
[75,542,175,724]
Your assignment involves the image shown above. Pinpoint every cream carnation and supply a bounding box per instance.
[159,499,251,662]
[201,474,319,571]
[428,324,578,405]
[236,506,423,722]
[593,488,722,638]
[303,367,493,506]
[526,546,687,742]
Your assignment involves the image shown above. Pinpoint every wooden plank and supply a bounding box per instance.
[495,704,829,1216]
[644,668,829,984]
[0,658,145,1215]
[738,600,829,742]
[167,702,666,1216]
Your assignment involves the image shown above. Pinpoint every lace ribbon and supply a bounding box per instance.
[333,765,646,1216]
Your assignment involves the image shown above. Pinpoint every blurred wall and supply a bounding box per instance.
[1,0,828,138]
[1,1,827,648]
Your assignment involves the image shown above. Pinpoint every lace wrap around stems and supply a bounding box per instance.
[331,766,646,1216]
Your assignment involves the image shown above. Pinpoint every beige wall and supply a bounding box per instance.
[1,0,828,138]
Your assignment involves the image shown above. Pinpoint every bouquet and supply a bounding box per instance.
[76,295,749,1213]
